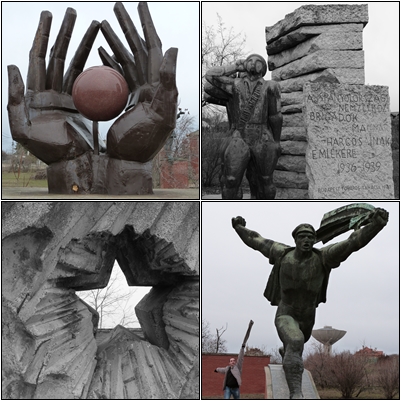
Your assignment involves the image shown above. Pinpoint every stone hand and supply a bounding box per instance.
[100,2,178,162]
[232,216,246,229]
[235,59,246,73]
[7,9,100,164]
[372,208,389,227]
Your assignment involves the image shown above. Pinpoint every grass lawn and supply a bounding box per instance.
[2,172,48,188]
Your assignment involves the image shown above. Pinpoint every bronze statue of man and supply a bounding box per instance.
[231,207,389,399]
[204,54,282,199]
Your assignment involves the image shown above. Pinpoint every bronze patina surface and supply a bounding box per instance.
[232,204,389,399]
[7,2,178,195]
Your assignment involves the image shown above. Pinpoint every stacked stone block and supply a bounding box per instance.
[266,4,368,199]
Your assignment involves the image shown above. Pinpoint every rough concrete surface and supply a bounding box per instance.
[266,23,363,55]
[265,4,368,44]
[1,202,199,399]
[272,50,365,81]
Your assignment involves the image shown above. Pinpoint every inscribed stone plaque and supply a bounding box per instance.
[304,83,394,199]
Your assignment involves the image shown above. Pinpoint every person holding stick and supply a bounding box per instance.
[214,320,254,399]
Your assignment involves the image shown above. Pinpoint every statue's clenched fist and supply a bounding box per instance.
[232,216,246,229]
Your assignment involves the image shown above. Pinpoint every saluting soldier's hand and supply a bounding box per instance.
[232,216,246,229]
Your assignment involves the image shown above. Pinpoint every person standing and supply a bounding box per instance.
[214,345,245,399]
[214,320,253,399]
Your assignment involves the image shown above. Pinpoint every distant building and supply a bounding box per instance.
[156,130,199,189]
[355,346,384,362]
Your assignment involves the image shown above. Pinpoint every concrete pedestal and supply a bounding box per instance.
[265,365,320,399]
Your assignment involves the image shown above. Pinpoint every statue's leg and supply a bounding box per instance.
[275,315,305,399]
[220,135,250,199]
[245,153,258,199]
[248,136,281,199]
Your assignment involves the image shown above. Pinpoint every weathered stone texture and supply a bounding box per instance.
[276,187,309,199]
[268,31,363,70]
[272,50,365,81]
[304,83,394,199]
[276,155,306,172]
[278,68,364,93]
[2,202,199,399]
[281,127,307,142]
[391,112,400,199]
[266,23,364,55]
[273,170,308,189]
[265,4,368,44]
[267,4,370,199]
[281,140,307,156]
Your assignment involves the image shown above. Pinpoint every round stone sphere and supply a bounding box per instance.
[72,66,129,121]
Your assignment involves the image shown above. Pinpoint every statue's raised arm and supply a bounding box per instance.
[232,216,274,258]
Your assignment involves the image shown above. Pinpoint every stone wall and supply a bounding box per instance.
[391,112,400,199]
[266,4,369,199]
[2,202,199,399]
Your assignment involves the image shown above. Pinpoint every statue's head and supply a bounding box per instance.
[292,224,316,253]
[244,54,267,79]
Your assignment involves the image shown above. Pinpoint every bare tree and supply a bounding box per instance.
[304,343,332,389]
[245,345,268,356]
[153,111,198,188]
[328,351,370,399]
[376,355,400,399]
[77,267,138,329]
[202,319,228,353]
[202,14,247,112]
[215,324,228,353]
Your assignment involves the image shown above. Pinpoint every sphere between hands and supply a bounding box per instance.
[72,66,129,121]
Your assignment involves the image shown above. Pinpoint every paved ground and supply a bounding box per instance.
[2,187,199,200]
[202,194,251,199]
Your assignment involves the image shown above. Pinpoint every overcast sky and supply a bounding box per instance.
[202,201,399,356]
[77,262,151,329]
[202,1,399,112]
[2,1,199,152]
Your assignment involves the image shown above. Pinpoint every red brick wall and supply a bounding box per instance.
[160,160,189,188]
[202,353,270,397]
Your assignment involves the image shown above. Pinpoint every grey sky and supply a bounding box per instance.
[202,2,399,112]
[202,201,399,356]
[2,1,199,151]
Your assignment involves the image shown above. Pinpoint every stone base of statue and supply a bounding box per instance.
[47,151,153,195]
[265,365,320,399]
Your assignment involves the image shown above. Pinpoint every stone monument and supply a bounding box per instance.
[265,4,396,199]
[304,82,394,198]
[7,2,178,195]
[232,203,388,399]
[2,202,199,399]
[265,365,320,399]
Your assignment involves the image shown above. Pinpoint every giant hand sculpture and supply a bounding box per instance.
[7,2,178,195]
[100,2,178,162]
[7,9,100,165]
